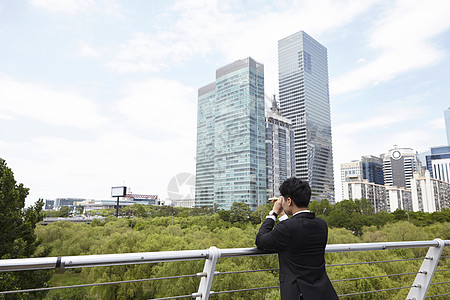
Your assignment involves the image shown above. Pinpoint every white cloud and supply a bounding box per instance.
[0,75,109,129]
[115,78,197,136]
[80,43,102,58]
[428,118,445,129]
[30,0,122,17]
[106,0,378,93]
[331,0,450,95]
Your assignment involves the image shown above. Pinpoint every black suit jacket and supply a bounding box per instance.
[256,212,338,300]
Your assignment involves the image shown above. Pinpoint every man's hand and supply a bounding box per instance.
[273,198,283,215]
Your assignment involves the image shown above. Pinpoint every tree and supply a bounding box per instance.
[0,158,52,298]
[229,202,251,223]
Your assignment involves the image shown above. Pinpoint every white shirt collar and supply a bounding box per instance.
[293,210,310,217]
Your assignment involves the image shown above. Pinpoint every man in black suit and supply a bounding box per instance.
[256,177,338,300]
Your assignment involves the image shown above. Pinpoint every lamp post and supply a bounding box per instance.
[111,186,127,218]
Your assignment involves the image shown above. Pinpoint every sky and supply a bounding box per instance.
[1,0,449,207]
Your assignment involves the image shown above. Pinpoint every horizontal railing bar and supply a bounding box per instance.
[430,281,450,285]
[425,292,450,298]
[435,268,450,272]
[331,271,420,283]
[338,285,415,297]
[0,240,448,273]
[150,294,194,300]
[0,249,209,272]
[0,274,200,295]
[326,257,424,267]
[210,285,279,295]
[215,268,279,276]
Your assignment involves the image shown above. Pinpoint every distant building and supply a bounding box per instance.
[195,57,267,210]
[278,30,334,202]
[44,199,54,210]
[124,193,159,205]
[172,198,195,208]
[266,96,295,197]
[445,107,450,145]
[411,171,450,212]
[386,186,412,212]
[361,155,384,185]
[425,146,450,183]
[340,161,363,199]
[342,177,387,213]
[382,147,421,190]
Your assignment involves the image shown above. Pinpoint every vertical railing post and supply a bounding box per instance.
[194,246,221,300]
[406,239,444,300]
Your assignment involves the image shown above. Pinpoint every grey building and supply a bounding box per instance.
[195,57,267,210]
[278,31,335,202]
[382,147,421,190]
[361,155,384,185]
[266,96,296,197]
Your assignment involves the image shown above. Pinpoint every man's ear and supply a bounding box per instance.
[287,197,293,206]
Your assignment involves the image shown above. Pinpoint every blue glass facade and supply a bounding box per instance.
[278,31,335,202]
[195,58,267,210]
[361,155,384,185]
[426,146,450,181]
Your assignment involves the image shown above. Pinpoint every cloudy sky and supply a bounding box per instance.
[1,0,449,206]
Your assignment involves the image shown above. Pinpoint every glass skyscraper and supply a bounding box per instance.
[278,31,335,202]
[195,57,267,210]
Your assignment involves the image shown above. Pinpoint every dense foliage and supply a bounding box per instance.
[0,158,52,299]
[31,200,450,300]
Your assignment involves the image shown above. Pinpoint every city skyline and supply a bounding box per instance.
[1,1,450,206]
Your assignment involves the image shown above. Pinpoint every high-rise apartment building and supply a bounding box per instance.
[195,57,266,210]
[445,107,450,145]
[278,31,334,202]
[266,96,296,197]
[382,147,421,190]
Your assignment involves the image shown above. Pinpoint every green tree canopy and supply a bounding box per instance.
[0,158,52,298]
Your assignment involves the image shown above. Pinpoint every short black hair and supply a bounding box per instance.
[279,177,311,208]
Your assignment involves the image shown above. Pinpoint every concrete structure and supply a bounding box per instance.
[172,198,195,208]
[278,31,334,202]
[265,96,295,197]
[426,146,450,183]
[382,147,421,190]
[195,57,267,210]
[340,161,363,199]
[386,186,412,212]
[342,177,388,213]
[411,171,450,213]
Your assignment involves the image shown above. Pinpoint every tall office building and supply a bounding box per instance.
[382,147,421,190]
[266,96,296,197]
[340,160,362,199]
[278,31,334,202]
[361,155,384,185]
[195,57,266,210]
[445,108,450,145]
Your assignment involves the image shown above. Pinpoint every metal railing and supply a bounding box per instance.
[0,239,448,299]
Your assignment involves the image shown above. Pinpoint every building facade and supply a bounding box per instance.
[342,178,387,213]
[266,97,296,197]
[411,171,450,213]
[195,57,267,210]
[382,147,421,190]
[361,155,384,185]
[278,31,334,202]
[340,161,363,199]
[426,146,450,183]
